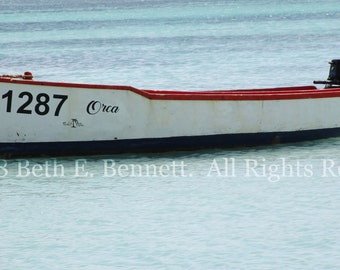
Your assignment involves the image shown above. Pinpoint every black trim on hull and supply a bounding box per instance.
[1,128,340,158]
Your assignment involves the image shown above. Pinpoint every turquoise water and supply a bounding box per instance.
[1,1,340,269]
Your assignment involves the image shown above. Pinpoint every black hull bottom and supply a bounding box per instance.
[1,128,340,158]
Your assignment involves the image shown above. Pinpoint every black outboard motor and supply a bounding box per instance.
[314,59,340,88]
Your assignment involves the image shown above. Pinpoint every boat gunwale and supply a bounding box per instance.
[1,77,340,101]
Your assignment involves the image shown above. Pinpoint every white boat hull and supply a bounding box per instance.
[1,76,340,157]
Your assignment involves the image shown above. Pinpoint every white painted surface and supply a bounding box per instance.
[0,81,339,143]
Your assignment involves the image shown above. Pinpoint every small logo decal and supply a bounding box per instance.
[63,119,84,128]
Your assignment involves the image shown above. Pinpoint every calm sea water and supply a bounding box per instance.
[1,0,340,269]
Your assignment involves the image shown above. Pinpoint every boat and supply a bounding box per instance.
[0,60,340,157]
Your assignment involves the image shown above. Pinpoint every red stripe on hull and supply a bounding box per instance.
[2,77,340,101]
